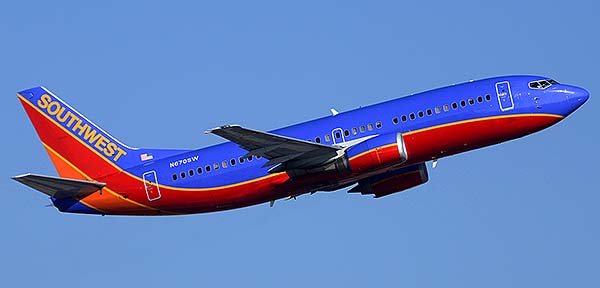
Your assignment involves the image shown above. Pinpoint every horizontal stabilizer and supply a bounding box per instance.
[12,173,105,199]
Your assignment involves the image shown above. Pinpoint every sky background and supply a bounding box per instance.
[1,1,598,287]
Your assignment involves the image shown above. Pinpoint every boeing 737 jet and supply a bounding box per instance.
[12,76,589,215]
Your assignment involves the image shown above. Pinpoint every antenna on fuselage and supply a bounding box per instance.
[330,108,339,116]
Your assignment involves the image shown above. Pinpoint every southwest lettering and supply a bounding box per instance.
[72,120,88,136]
[47,101,61,115]
[56,108,69,122]
[35,93,128,163]
[65,112,79,128]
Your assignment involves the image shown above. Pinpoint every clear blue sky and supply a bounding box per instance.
[1,1,598,287]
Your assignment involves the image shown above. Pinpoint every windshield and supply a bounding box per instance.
[529,79,559,89]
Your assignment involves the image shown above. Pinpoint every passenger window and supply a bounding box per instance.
[468,98,475,105]
[335,131,341,138]
[325,134,331,141]
[392,117,399,124]
[452,102,458,109]
[409,113,416,120]
[426,109,432,116]
[477,96,483,103]
[205,165,211,172]
[256,155,261,159]
[315,137,321,143]
[221,160,228,168]
[375,121,382,129]
[247,155,253,162]
[485,94,491,101]
[197,167,203,174]
[460,100,466,107]
[189,169,194,176]
[352,127,358,134]
[435,107,441,114]
[344,129,350,136]
[443,104,449,112]
[172,174,177,181]
[401,115,407,122]
[230,158,236,166]
[360,125,366,132]
[418,111,424,118]
[367,123,374,131]
[238,157,245,164]
[214,163,220,170]
[180,172,186,179]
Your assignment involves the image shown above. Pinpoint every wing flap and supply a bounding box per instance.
[12,173,106,199]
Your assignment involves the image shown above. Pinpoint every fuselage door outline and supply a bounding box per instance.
[495,81,515,111]
[331,128,346,144]
[142,170,161,202]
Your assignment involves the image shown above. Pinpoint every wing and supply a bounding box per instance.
[205,125,343,173]
[12,173,106,199]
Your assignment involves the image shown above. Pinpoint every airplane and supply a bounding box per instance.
[12,75,589,216]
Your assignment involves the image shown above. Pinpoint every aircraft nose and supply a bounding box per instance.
[569,86,590,107]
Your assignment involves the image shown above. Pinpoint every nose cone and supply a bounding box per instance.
[561,85,590,116]
[569,86,590,106]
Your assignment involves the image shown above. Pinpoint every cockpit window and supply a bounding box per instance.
[529,79,559,89]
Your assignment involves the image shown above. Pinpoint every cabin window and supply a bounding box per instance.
[315,137,321,143]
[214,163,220,170]
[205,165,211,172]
[375,121,382,129]
[435,107,441,114]
[335,131,341,138]
[238,157,245,164]
[444,104,450,111]
[451,102,458,109]
[360,125,366,132]
[172,174,177,181]
[189,169,194,176]
[344,129,350,136]
[460,100,466,107]
[247,155,253,162]
[426,109,433,116]
[401,115,407,122]
[352,127,358,134]
[409,113,416,120]
[367,123,374,131]
[230,158,236,166]
[197,167,203,174]
[418,111,424,118]
[468,98,475,105]
[477,96,483,103]
[256,155,261,159]
[325,134,331,141]
[485,94,491,101]
[392,117,399,124]
[221,160,228,168]
[180,172,186,179]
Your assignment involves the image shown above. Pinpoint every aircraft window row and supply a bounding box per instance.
[307,121,383,143]
[171,155,262,181]
[529,79,558,89]
[392,94,492,124]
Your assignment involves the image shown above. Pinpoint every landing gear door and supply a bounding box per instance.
[495,81,514,111]
[143,171,161,202]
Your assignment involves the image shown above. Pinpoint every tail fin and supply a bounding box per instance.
[17,87,138,180]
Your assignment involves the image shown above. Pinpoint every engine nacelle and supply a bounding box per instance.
[349,163,428,198]
[346,132,408,173]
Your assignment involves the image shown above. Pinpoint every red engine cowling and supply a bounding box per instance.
[348,163,428,198]
[346,132,408,173]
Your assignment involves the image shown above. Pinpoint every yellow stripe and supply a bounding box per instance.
[348,113,563,161]
[42,143,169,213]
